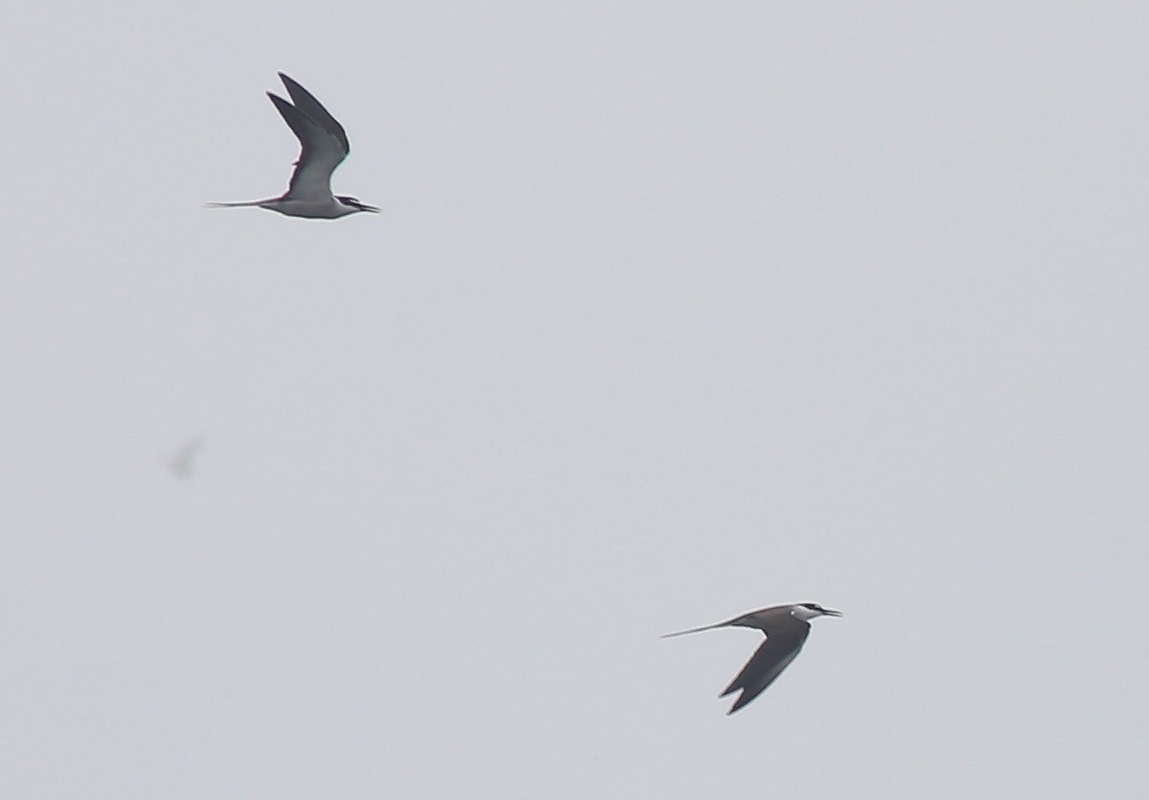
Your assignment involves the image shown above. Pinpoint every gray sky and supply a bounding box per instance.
[2,2,1147,798]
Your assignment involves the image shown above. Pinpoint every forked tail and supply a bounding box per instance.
[660,621,730,638]
[204,200,268,208]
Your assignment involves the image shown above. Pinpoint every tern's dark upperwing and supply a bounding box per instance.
[721,621,811,714]
[277,72,350,153]
[267,79,350,201]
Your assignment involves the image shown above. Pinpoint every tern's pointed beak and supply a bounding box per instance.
[822,608,843,617]
[361,204,380,213]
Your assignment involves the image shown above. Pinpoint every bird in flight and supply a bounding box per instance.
[663,602,841,714]
[167,435,207,479]
[209,73,379,219]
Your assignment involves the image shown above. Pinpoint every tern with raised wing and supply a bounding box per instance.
[663,602,841,714]
[209,73,378,218]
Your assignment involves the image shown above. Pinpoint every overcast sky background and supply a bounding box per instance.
[2,3,1148,798]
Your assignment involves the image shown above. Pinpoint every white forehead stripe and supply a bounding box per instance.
[790,605,822,621]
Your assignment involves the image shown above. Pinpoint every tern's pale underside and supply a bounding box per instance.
[209,73,378,219]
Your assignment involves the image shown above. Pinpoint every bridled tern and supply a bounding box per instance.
[663,602,841,714]
[209,73,379,218]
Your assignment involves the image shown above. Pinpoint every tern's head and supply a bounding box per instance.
[791,602,843,621]
[337,195,380,214]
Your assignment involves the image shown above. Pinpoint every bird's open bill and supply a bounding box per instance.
[209,73,379,220]
[664,602,842,713]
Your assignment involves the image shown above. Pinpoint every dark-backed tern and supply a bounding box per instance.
[209,73,378,219]
[663,602,841,714]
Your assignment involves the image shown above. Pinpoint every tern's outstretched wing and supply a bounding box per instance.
[267,91,349,201]
[720,622,811,714]
[278,73,350,153]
